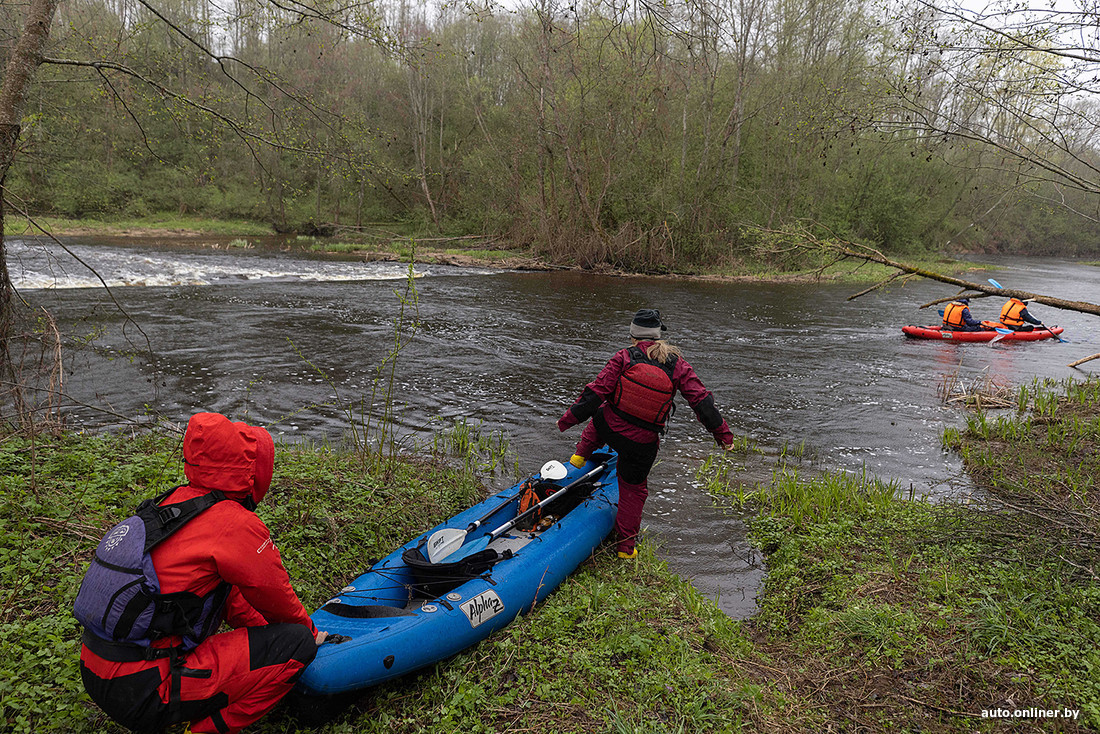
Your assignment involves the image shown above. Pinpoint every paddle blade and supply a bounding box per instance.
[539,460,567,481]
[439,535,490,564]
[987,278,1004,289]
[426,527,468,563]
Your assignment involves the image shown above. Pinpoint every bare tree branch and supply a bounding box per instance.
[760,225,1100,316]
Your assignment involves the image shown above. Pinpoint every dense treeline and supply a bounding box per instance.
[4,0,1100,268]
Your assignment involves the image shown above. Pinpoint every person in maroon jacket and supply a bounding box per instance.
[557,309,735,559]
[79,412,327,734]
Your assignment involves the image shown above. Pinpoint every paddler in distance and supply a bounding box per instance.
[942,296,984,332]
[1000,297,1044,331]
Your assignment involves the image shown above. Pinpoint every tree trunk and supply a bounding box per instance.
[809,235,1100,317]
[0,0,61,421]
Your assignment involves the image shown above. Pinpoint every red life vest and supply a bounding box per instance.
[943,301,969,329]
[1000,298,1027,328]
[609,346,676,432]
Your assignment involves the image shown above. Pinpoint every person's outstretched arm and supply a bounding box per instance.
[673,358,736,448]
[557,351,628,431]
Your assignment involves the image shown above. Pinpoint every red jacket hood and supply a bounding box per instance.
[183,413,274,505]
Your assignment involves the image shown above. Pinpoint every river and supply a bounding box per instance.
[9,236,1100,618]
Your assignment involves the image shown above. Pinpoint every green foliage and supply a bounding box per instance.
[10,0,1100,261]
[694,378,1100,730]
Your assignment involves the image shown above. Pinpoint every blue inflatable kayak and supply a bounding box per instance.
[296,452,619,696]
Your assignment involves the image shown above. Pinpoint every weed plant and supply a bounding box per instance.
[697,378,1100,731]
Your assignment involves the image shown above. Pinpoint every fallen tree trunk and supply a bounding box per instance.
[772,228,1100,317]
[1068,353,1100,369]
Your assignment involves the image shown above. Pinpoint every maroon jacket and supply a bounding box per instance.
[557,341,735,446]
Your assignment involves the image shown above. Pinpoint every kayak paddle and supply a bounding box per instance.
[1040,325,1067,343]
[439,461,608,564]
[425,460,568,563]
[987,278,1004,289]
[990,327,1013,344]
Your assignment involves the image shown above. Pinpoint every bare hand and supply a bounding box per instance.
[315,630,329,645]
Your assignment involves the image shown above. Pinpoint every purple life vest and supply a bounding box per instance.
[74,489,231,651]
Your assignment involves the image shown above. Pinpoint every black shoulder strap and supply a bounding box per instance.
[136,489,228,552]
[626,345,646,364]
[626,344,676,379]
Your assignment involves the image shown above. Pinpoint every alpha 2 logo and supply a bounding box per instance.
[460,590,505,628]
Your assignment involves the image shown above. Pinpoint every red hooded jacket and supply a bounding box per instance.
[81,413,315,677]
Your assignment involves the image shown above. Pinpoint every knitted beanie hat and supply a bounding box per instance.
[629,308,667,340]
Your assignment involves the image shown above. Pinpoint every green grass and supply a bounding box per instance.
[695,378,1100,730]
[943,376,1100,501]
[0,427,801,734]
[290,547,785,734]
[0,428,495,733]
[3,215,274,237]
[6,378,1098,732]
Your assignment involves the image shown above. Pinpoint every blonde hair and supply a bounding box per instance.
[632,338,682,364]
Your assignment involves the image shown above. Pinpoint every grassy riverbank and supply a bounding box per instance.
[702,376,1100,731]
[5,214,985,284]
[4,379,1096,732]
[3,215,275,238]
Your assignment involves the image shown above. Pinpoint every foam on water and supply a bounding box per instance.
[6,238,490,289]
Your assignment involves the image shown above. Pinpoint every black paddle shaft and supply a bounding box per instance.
[485,462,607,543]
[465,487,526,533]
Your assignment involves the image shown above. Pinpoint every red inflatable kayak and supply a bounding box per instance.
[902,325,1064,342]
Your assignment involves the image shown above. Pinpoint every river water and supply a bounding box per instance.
[10,236,1100,618]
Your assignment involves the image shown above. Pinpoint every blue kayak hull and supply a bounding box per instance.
[296,453,620,696]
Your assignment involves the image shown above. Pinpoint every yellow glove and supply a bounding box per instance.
[569,454,587,469]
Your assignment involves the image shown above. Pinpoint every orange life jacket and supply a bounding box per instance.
[1000,298,1027,328]
[943,301,969,329]
[516,479,559,531]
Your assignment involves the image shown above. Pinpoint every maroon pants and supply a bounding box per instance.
[81,624,316,734]
[574,413,659,554]
[614,478,649,554]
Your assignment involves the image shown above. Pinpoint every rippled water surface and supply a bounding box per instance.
[12,237,1100,617]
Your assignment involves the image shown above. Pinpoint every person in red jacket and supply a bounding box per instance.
[557,309,735,559]
[79,413,327,734]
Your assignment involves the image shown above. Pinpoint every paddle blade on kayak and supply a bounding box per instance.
[426,527,469,563]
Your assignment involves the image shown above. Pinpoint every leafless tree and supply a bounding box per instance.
[0,0,392,428]
[875,0,1100,221]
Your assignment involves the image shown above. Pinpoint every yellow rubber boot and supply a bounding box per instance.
[569,454,587,469]
[617,548,638,560]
